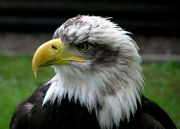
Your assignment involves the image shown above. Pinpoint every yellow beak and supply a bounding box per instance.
[32,38,86,77]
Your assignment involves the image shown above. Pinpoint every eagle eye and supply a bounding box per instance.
[75,42,91,52]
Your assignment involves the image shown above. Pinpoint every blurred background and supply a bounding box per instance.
[0,0,179,129]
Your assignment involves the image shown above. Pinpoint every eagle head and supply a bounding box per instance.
[32,15,143,129]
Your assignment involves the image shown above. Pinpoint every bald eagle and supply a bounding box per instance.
[10,15,176,129]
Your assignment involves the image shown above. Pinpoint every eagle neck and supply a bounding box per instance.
[42,64,143,129]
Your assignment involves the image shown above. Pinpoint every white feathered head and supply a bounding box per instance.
[32,15,144,129]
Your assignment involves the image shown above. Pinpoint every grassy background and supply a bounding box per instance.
[0,54,179,129]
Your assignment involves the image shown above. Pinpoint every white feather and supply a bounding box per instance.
[43,15,144,129]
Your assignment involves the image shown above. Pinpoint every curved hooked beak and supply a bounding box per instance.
[32,38,86,77]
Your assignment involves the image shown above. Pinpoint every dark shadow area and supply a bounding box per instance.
[0,0,180,36]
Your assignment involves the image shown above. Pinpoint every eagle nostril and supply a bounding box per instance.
[51,45,58,50]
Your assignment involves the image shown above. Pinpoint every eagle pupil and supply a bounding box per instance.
[76,43,88,50]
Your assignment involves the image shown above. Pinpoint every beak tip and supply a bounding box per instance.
[34,72,37,78]
[32,62,38,78]
[33,68,37,78]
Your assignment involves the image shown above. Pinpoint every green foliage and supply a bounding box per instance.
[143,62,180,128]
[0,55,179,129]
[0,54,54,129]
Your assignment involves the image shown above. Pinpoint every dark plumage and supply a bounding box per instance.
[10,15,177,129]
[10,83,176,129]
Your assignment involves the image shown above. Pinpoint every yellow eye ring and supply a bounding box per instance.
[75,42,91,52]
